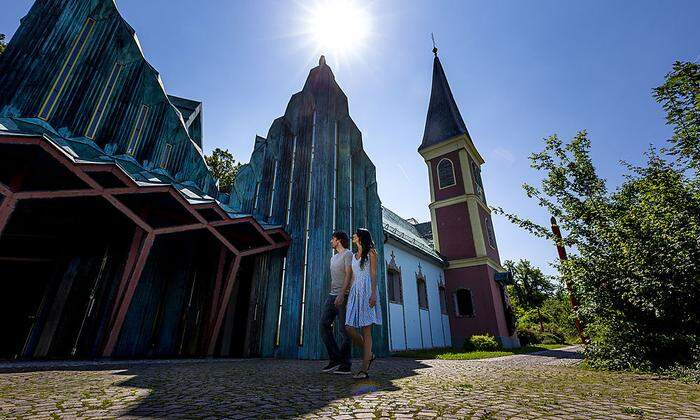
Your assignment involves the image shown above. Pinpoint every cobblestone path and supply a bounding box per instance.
[0,346,698,419]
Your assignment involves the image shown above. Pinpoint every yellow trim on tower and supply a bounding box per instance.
[418,133,484,165]
[467,199,487,257]
[429,206,440,253]
[447,256,503,272]
[459,148,475,195]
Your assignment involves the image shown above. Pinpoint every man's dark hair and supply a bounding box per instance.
[332,231,350,249]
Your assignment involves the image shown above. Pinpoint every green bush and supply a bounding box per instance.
[517,328,541,347]
[466,334,501,351]
[539,332,565,345]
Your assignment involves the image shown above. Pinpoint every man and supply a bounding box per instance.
[320,231,353,374]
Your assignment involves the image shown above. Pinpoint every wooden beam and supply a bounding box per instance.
[154,223,205,235]
[109,228,144,324]
[203,246,228,349]
[207,254,241,356]
[102,231,155,357]
[15,189,99,200]
[0,196,18,237]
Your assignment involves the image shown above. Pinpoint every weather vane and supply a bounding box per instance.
[431,32,438,56]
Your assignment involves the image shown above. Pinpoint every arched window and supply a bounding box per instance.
[485,215,496,249]
[437,158,456,189]
[387,269,403,304]
[417,278,429,309]
[439,285,447,314]
[387,251,403,304]
[471,160,486,202]
[454,289,474,317]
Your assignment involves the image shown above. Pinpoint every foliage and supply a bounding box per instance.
[464,334,501,352]
[0,34,6,56]
[393,344,566,360]
[516,328,540,347]
[504,259,555,331]
[493,61,700,372]
[653,61,700,170]
[204,148,242,193]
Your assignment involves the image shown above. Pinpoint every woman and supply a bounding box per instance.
[345,228,382,379]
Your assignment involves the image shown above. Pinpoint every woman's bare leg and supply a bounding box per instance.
[345,325,364,347]
[361,325,373,371]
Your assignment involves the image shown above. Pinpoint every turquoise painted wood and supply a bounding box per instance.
[0,0,218,196]
[230,57,390,359]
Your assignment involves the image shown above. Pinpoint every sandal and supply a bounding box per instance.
[353,370,369,379]
[368,353,376,371]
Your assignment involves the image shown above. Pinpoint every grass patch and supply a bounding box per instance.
[393,344,568,360]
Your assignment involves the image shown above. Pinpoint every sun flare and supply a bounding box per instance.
[307,0,372,55]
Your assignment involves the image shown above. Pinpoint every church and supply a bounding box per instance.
[0,0,517,361]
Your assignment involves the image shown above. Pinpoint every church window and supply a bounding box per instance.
[126,104,150,155]
[86,62,123,139]
[159,143,172,169]
[274,256,288,347]
[268,159,278,218]
[417,277,429,309]
[333,121,338,229]
[300,111,317,346]
[437,158,456,189]
[253,181,260,212]
[471,160,486,202]
[387,269,403,304]
[485,215,496,249]
[439,285,447,315]
[38,17,96,120]
[284,136,297,226]
[454,289,475,317]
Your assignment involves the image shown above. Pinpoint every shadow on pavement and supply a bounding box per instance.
[0,357,431,417]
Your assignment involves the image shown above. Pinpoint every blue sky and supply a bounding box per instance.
[2,1,699,275]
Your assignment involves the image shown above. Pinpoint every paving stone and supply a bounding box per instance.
[0,347,697,419]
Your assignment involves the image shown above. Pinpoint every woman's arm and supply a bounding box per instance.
[369,249,378,308]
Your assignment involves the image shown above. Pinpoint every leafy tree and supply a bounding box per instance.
[653,61,700,170]
[204,148,242,193]
[0,34,6,56]
[494,62,700,371]
[504,259,555,332]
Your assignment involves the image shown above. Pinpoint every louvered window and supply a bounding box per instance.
[437,158,456,189]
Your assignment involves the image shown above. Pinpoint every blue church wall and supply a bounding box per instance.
[384,241,451,351]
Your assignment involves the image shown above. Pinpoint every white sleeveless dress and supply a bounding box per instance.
[345,253,383,327]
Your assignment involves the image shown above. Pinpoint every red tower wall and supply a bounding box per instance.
[444,265,510,347]
[429,150,464,201]
[434,203,476,260]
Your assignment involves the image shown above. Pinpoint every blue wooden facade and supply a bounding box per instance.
[230,56,390,359]
[0,0,290,360]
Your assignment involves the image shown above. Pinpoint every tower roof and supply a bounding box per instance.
[419,54,470,151]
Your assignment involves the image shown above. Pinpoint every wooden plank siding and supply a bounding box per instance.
[0,0,219,196]
[230,58,390,359]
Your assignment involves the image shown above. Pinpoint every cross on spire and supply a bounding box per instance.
[431,33,438,56]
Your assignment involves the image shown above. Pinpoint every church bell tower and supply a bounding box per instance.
[418,46,518,348]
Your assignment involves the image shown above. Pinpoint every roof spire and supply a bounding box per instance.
[319,55,326,66]
[419,48,470,151]
[431,33,438,56]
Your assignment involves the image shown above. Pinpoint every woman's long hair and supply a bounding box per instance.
[355,228,375,270]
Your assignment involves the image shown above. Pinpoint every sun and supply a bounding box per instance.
[307,0,372,55]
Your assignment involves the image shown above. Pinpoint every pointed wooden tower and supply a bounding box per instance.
[230,56,389,359]
[418,47,519,348]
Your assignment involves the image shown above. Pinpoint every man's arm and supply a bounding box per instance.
[335,253,353,306]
